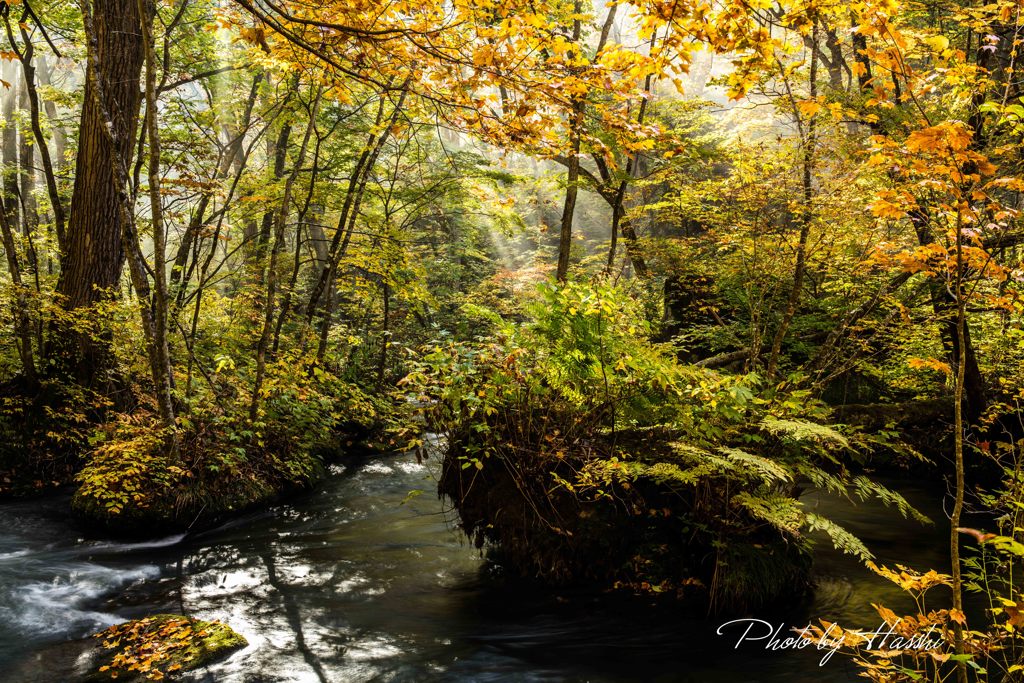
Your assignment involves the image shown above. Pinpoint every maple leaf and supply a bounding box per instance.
[795,99,822,118]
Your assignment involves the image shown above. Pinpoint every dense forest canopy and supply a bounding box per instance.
[3,0,1024,679]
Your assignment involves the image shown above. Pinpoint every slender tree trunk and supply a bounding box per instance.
[307,84,408,364]
[273,113,324,353]
[35,54,67,276]
[2,12,65,299]
[0,191,36,384]
[37,56,68,177]
[377,281,389,385]
[912,214,987,421]
[603,28,655,278]
[250,86,321,421]
[18,83,37,249]
[556,124,580,283]
[305,85,407,322]
[951,213,968,683]
[257,119,292,275]
[556,0,583,283]
[1,60,18,233]
[767,22,818,378]
[21,50,65,253]
[138,0,177,433]
[170,72,261,302]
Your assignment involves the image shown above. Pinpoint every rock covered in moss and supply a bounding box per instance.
[87,614,246,681]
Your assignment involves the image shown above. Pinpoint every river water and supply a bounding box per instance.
[0,450,952,682]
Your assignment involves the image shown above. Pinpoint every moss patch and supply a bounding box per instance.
[88,614,246,681]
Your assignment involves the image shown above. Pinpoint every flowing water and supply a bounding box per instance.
[0,448,953,682]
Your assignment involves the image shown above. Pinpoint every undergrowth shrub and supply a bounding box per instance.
[408,280,924,612]
[812,446,1024,682]
[72,351,405,530]
[0,378,105,496]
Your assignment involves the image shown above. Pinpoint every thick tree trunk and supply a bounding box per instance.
[53,0,144,387]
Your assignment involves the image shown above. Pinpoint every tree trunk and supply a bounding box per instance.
[601,28,655,278]
[7,24,66,253]
[950,210,969,683]
[53,0,144,388]
[377,281,389,385]
[0,191,36,384]
[170,72,261,303]
[18,82,38,247]
[256,118,292,276]
[556,1,583,283]
[250,86,321,421]
[139,0,177,433]
[305,86,406,322]
[37,56,68,178]
[306,84,408,364]
[911,213,987,422]
[767,22,818,378]
[1,60,18,232]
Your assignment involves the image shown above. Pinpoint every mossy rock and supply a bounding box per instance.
[87,614,247,681]
[71,460,325,536]
[439,435,813,614]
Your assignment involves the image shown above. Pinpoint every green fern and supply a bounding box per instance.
[732,491,804,535]
[850,475,931,524]
[804,512,872,561]
[760,417,850,449]
[719,446,793,485]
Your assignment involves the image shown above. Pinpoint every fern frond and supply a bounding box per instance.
[719,446,793,485]
[732,491,804,535]
[805,512,873,561]
[761,417,849,449]
[850,475,931,525]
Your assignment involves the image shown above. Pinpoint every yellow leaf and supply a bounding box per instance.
[869,198,906,220]
[924,35,950,52]
[907,357,951,375]
[796,99,822,118]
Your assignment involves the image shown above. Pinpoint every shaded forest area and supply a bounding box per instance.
[2,0,1024,679]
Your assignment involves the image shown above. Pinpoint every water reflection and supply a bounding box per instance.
[0,453,952,682]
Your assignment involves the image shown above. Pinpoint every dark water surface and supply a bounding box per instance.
[0,450,952,682]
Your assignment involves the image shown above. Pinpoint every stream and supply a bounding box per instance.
[0,449,953,682]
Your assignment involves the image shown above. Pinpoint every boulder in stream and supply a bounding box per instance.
[85,614,246,681]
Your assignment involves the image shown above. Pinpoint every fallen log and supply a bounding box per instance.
[831,398,953,429]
